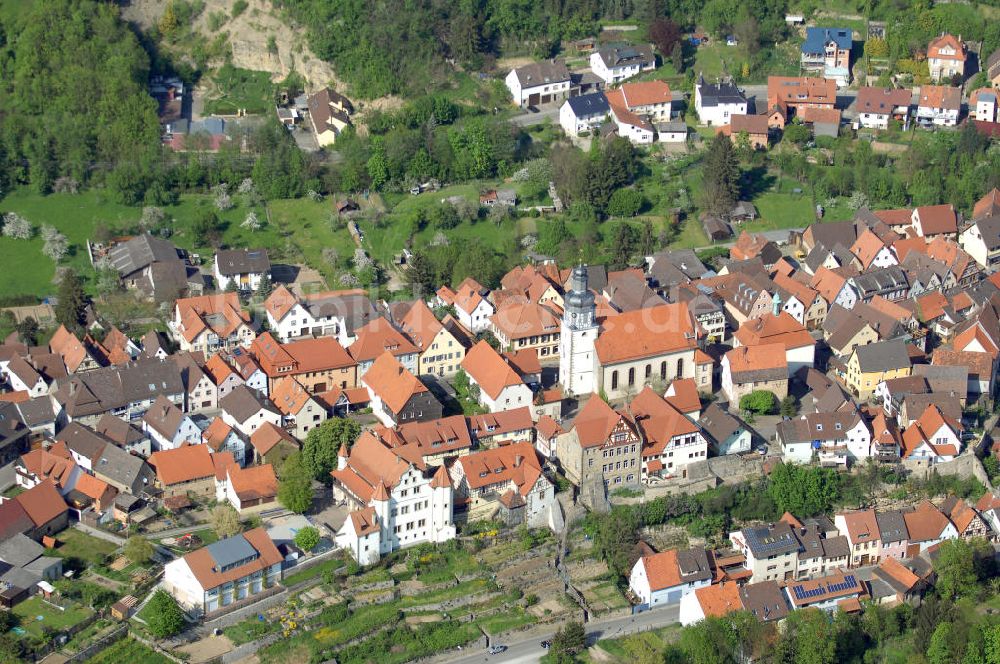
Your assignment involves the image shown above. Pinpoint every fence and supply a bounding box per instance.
[62,623,128,664]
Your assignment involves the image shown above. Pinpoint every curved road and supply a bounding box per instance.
[443,603,680,664]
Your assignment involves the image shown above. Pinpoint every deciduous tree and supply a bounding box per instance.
[302,418,362,481]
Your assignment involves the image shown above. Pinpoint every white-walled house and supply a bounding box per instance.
[143,395,201,452]
[505,60,572,108]
[590,44,655,85]
[219,386,282,437]
[163,528,283,615]
[559,93,610,136]
[435,278,495,334]
[213,249,270,292]
[629,547,712,608]
[695,76,748,126]
[332,432,456,564]
[461,341,533,413]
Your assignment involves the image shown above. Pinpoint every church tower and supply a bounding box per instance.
[559,265,598,397]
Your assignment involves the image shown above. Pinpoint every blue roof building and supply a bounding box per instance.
[801,28,853,55]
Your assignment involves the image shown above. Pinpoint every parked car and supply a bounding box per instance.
[488,645,508,655]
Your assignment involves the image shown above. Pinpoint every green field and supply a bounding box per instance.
[0,189,268,297]
[47,529,118,565]
[87,637,173,664]
[203,64,276,115]
[12,596,93,639]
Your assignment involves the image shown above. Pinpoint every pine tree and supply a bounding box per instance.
[702,134,740,216]
[404,250,434,296]
[55,270,87,332]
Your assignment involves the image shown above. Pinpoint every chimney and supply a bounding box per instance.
[514,454,524,467]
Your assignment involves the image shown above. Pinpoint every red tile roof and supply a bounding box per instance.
[227,464,278,502]
[362,352,428,413]
[461,341,524,401]
[16,480,68,528]
[149,444,216,486]
[249,421,299,456]
[456,441,543,496]
[182,527,282,590]
[594,303,696,365]
[928,34,966,61]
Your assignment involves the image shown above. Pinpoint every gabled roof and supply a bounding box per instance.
[917,85,961,111]
[733,312,814,351]
[395,299,446,352]
[175,293,251,343]
[330,431,413,502]
[269,377,318,417]
[202,417,236,451]
[215,248,270,276]
[438,277,490,316]
[837,509,879,545]
[927,33,966,61]
[490,303,560,341]
[640,547,712,591]
[456,441,543,496]
[973,189,1000,220]
[902,500,951,542]
[565,91,610,116]
[857,87,912,114]
[20,443,75,488]
[249,421,299,456]
[349,317,419,364]
[461,341,524,401]
[181,527,282,591]
[252,332,355,376]
[571,396,633,448]
[511,59,571,87]
[362,352,429,413]
[149,444,216,485]
[630,387,699,455]
[699,402,743,444]
[802,27,852,53]
[767,76,837,106]
[852,339,910,373]
[220,385,279,423]
[143,394,190,441]
[15,480,68,528]
[694,582,744,618]
[913,204,958,236]
[375,414,472,457]
[49,325,96,373]
[227,463,278,502]
[594,303,696,364]
[725,343,787,382]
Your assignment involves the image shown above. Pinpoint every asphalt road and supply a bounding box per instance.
[444,603,680,664]
[509,105,560,126]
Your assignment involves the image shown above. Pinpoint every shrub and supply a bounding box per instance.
[740,390,777,415]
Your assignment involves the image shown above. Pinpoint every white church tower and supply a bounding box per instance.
[559,265,598,397]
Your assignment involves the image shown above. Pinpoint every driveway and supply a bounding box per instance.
[510,103,560,127]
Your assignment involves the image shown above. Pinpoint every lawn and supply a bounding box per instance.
[87,637,173,664]
[476,607,535,635]
[12,596,93,639]
[267,197,357,283]
[203,64,276,115]
[46,529,118,566]
[282,556,345,586]
[0,189,137,297]
[0,188,271,298]
[224,616,280,645]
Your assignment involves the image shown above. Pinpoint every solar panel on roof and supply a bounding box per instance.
[206,534,256,570]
